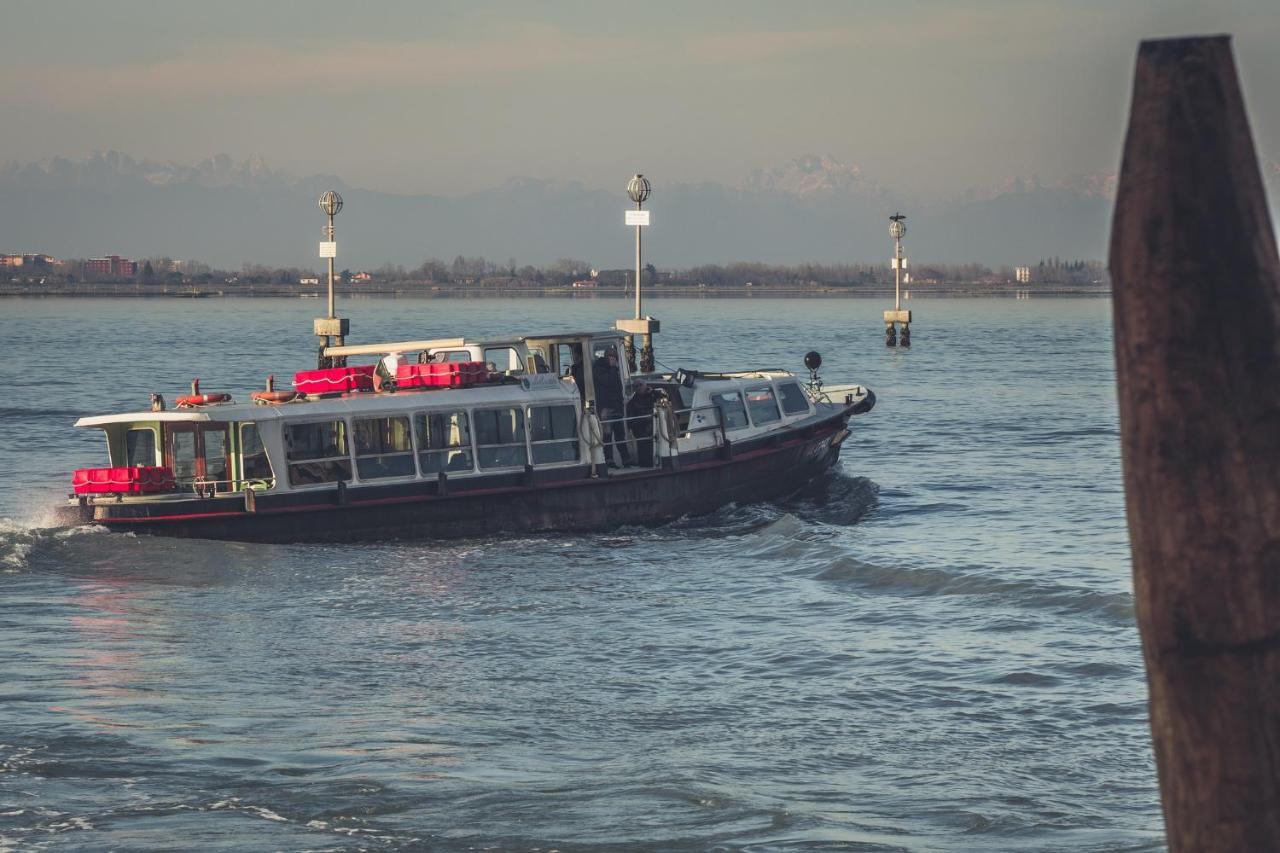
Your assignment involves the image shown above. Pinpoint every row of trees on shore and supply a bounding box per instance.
[16,255,1108,288]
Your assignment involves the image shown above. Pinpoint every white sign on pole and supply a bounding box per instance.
[319,241,337,258]
[624,210,651,227]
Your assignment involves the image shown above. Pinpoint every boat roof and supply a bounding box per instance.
[75,376,579,428]
[324,331,625,359]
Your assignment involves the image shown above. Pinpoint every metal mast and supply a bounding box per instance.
[315,191,348,366]
[884,213,912,347]
[617,174,659,373]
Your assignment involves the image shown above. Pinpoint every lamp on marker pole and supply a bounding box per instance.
[626,174,654,372]
[889,213,906,311]
[627,174,651,322]
[320,191,343,321]
[885,212,911,347]
[315,190,347,366]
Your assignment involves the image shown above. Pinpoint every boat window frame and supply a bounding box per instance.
[125,426,158,467]
[429,349,475,364]
[164,422,232,491]
[527,403,580,466]
[352,414,417,482]
[744,385,782,426]
[472,405,529,470]
[483,345,525,375]
[237,421,275,489]
[709,389,751,432]
[283,419,353,487]
[776,381,812,416]
[414,409,476,476]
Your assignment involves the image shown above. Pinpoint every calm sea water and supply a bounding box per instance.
[0,297,1159,852]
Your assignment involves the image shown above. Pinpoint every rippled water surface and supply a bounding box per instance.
[0,297,1158,851]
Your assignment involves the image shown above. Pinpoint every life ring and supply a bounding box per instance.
[251,390,300,404]
[176,392,232,407]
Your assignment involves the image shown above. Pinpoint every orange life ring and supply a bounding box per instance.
[176,392,232,407]
[251,390,300,404]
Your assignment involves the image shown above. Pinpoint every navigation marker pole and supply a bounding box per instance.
[315,191,348,368]
[885,213,912,347]
[617,174,659,373]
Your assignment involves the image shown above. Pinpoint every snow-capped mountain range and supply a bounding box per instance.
[2,152,1273,268]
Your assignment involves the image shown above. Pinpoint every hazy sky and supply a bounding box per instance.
[2,0,1277,198]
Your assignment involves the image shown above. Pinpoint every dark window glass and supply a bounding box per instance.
[240,423,274,483]
[286,421,351,486]
[170,430,197,482]
[778,382,811,415]
[710,391,750,431]
[354,416,416,479]
[529,405,579,464]
[415,411,473,474]
[286,421,347,461]
[126,428,156,467]
[474,408,527,469]
[203,428,229,487]
[745,386,781,425]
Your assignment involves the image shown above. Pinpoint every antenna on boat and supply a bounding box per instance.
[884,213,912,348]
[315,190,348,367]
[617,174,660,374]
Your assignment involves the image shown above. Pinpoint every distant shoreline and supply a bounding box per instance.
[0,282,1109,299]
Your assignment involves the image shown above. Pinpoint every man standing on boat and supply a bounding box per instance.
[626,380,660,468]
[594,348,631,468]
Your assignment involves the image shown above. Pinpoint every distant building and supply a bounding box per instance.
[299,276,319,285]
[352,271,373,282]
[1015,266,1031,283]
[571,279,597,289]
[0,253,55,268]
[86,255,137,279]
[592,269,630,287]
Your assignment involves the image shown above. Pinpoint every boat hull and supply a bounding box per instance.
[75,413,853,543]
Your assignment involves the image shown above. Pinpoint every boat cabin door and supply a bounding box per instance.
[532,335,629,410]
[165,423,230,492]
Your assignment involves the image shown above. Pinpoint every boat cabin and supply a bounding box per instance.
[71,331,827,504]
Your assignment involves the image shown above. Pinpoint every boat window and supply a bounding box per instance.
[169,428,198,484]
[529,405,579,465]
[710,391,750,431]
[431,349,473,364]
[484,346,524,375]
[745,386,782,425]
[239,423,274,484]
[556,343,579,376]
[353,415,416,480]
[126,428,156,467]
[526,346,550,374]
[777,382,811,415]
[285,420,352,486]
[415,411,474,475]
[203,427,230,490]
[474,407,527,469]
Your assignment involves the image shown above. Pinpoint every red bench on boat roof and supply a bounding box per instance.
[396,361,487,389]
[73,466,176,495]
[293,365,376,396]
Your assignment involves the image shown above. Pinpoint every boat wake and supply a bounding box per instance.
[657,472,880,538]
[0,517,106,573]
[815,555,1134,622]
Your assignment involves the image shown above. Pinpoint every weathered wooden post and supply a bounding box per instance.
[1110,35,1280,850]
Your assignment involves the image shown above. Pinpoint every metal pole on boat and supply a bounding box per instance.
[315,191,348,367]
[618,175,659,373]
[884,213,912,347]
